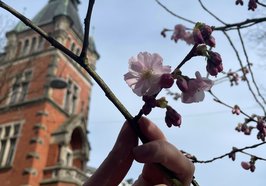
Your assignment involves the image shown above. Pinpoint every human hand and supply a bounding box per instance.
[83,117,194,186]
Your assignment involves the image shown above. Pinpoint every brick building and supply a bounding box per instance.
[0,0,100,185]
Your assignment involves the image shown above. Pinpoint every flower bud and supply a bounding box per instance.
[205,36,216,47]
[193,28,204,44]
[176,77,189,92]
[200,24,213,40]
[160,74,174,88]
[248,0,257,11]
[206,64,219,76]
[142,103,152,115]
[235,0,244,5]
[250,164,256,172]
[241,161,251,170]
[165,106,182,127]
[208,51,222,65]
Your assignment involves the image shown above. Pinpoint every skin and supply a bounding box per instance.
[83,117,195,186]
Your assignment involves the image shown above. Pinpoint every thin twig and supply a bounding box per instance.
[215,17,266,31]
[193,142,266,163]
[237,29,266,106]
[155,0,196,24]
[257,0,266,7]
[198,0,227,25]
[80,0,95,59]
[208,90,256,121]
[222,31,266,114]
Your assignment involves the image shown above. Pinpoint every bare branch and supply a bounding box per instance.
[80,0,95,59]
[155,0,196,25]
[198,0,227,25]
[257,0,266,7]
[237,29,266,105]
[193,142,266,163]
[222,31,266,114]
[215,17,266,31]
[208,90,256,121]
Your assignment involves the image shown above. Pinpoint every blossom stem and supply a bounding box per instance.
[175,44,198,71]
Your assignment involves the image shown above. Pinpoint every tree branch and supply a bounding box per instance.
[198,0,227,25]
[80,0,95,59]
[222,31,266,114]
[215,17,266,31]
[155,0,196,24]
[193,142,266,163]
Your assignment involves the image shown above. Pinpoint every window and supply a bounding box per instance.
[66,149,73,166]
[64,79,79,114]
[0,123,21,168]
[37,36,45,50]
[10,70,32,104]
[22,39,30,55]
[70,43,76,52]
[30,37,37,52]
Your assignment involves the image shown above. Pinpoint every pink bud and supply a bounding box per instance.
[250,164,256,172]
[206,64,219,76]
[208,51,222,65]
[235,0,244,5]
[206,36,216,47]
[193,28,204,44]
[165,106,182,127]
[176,77,189,92]
[160,74,174,88]
[241,161,251,170]
[200,24,213,40]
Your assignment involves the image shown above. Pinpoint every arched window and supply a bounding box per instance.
[37,36,44,50]
[70,128,84,169]
[17,41,22,56]
[64,79,79,114]
[30,37,37,52]
[71,43,76,52]
[76,48,80,55]
[22,39,29,55]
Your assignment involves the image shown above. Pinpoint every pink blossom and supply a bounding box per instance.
[124,52,171,96]
[171,24,194,45]
[181,71,213,103]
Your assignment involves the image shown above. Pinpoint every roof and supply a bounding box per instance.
[14,0,83,37]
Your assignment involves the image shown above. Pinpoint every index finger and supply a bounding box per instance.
[138,117,166,141]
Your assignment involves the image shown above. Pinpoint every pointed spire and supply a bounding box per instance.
[14,0,83,37]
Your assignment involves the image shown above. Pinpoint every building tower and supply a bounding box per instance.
[0,0,99,185]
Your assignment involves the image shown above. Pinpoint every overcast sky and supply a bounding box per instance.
[1,0,266,185]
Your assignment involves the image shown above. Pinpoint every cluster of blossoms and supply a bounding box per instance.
[124,52,213,127]
[227,67,249,86]
[124,23,223,128]
[235,0,258,11]
[193,23,223,76]
[232,105,241,115]
[235,115,266,141]
[193,23,215,47]
[241,160,256,172]
[228,147,257,172]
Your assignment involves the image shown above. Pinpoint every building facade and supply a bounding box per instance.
[0,0,99,185]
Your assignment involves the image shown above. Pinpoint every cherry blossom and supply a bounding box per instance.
[181,71,213,103]
[171,24,194,45]
[124,52,171,96]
